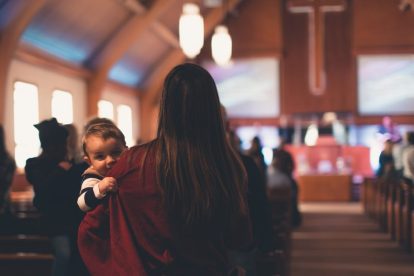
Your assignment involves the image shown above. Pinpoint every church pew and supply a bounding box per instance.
[370,177,379,219]
[267,185,292,276]
[362,177,376,218]
[400,180,412,252]
[9,200,40,219]
[395,181,404,244]
[387,180,397,240]
[377,177,389,231]
[411,184,414,252]
[0,214,50,236]
[256,249,285,276]
[0,198,51,236]
[0,253,53,276]
[0,199,54,275]
[0,235,52,254]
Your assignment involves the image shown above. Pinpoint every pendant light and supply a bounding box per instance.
[211,1,232,66]
[179,3,204,59]
[211,25,232,66]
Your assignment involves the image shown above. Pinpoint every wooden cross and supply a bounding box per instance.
[288,0,346,96]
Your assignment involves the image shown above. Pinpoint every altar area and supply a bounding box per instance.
[285,136,373,202]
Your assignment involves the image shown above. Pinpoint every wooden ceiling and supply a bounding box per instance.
[0,0,244,120]
[1,0,414,135]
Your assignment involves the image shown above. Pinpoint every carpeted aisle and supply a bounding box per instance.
[290,202,414,276]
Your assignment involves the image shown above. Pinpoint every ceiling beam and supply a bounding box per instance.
[139,0,242,141]
[86,0,172,117]
[16,43,92,79]
[151,22,180,48]
[0,0,46,124]
[122,1,179,48]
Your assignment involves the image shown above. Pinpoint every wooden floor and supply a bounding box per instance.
[290,202,414,276]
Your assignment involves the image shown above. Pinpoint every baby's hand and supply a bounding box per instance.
[98,177,118,194]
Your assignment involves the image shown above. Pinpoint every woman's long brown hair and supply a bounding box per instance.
[156,63,247,227]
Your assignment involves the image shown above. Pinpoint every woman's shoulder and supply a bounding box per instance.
[109,140,157,177]
[126,139,157,157]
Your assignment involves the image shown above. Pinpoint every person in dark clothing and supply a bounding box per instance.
[228,130,274,252]
[272,145,302,228]
[247,136,267,181]
[25,118,88,276]
[242,154,275,249]
[226,123,274,276]
[0,124,16,216]
[377,139,394,177]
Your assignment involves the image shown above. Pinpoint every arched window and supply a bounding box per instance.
[52,90,73,124]
[13,81,40,168]
[117,104,133,147]
[98,100,114,120]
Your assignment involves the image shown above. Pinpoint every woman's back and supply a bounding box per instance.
[79,142,252,275]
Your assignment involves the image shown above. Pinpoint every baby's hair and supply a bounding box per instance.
[84,117,115,133]
[82,123,127,156]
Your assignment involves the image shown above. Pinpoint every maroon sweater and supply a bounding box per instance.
[78,141,252,275]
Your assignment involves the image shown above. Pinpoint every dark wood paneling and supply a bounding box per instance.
[353,115,414,126]
[199,0,282,59]
[281,0,355,114]
[354,0,414,53]
[227,0,282,57]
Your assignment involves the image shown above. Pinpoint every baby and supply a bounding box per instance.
[77,122,127,212]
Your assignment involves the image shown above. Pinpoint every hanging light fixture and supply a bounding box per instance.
[211,0,232,66]
[179,3,204,59]
[211,25,232,66]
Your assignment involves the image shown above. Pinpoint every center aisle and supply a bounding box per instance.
[290,202,414,276]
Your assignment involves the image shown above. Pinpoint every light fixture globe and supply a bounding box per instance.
[211,25,232,66]
[179,3,204,59]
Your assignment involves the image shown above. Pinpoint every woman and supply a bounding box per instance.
[78,63,252,275]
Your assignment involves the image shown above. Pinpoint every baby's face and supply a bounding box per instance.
[84,135,126,176]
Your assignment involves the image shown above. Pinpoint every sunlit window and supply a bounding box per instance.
[117,105,133,147]
[13,81,40,168]
[98,100,114,120]
[52,90,73,124]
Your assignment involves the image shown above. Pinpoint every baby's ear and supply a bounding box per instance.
[83,155,92,165]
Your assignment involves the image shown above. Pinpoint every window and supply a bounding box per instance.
[98,100,134,146]
[13,81,40,168]
[98,100,114,120]
[51,90,73,124]
[117,104,134,147]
